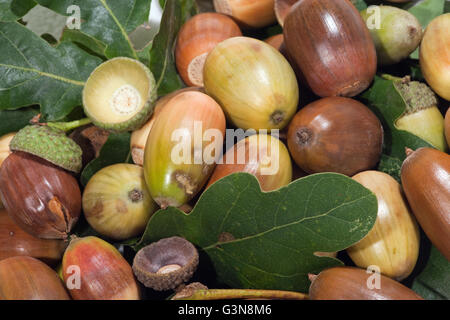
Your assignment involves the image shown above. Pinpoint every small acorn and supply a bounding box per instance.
[62,236,140,300]
[144,91,226,208]
[420,13,450,101]
[82,164,158,241]
[0,256,70,300]
[83,57,157,131]
[309,267,423,300]
[206,134,292,192]
[361,6,422,66]
[204,37,299,131]
[0,125,82,239]
[133,237,199,291]
[401,148,450,261]
[175,12,242,87]
[392,78,448,151]
[287,97,383,176]
[213,0,276,28]
[0,209,67,265]
[348,171,420,280]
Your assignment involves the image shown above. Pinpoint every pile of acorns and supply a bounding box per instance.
[0,0,448,300]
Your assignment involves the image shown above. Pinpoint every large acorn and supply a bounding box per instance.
[0,125,82,239]
[283,0,377,97]
[401,148,450,261]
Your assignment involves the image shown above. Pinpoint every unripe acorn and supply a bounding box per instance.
[283,0,377,97]
[445,108,450,147]
[420,13,450,101]
[393,79,448,152]
[175,13,242,87]
[131,87,203,166]
[0,210,67,265]
[0,151,81,239]
[401,148,450,261]
[144,91,226,208]
[287,97,383,176]
[0,256,70,300]
[361,6,422,66]
[207,134,292,192]
[348,171,420,281]
[83,164,158,241]
[204,37,299,131]
[62,236,140,300]
[213,0,276,28]
[309,267,423,300]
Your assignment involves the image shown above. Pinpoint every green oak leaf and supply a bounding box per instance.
[80,132,131,186]
[351,0,367,11]
[0,22,102,121]
[0,106,39,137]
[360,76,433,178]
[133,173,378,292]
[36,0,151,60]
[0,0,36,22]
[60,28,107,60]
[412,246,450,300]
[150,0,197,96]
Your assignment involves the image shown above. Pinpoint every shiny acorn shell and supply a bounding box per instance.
[213,0,277,28]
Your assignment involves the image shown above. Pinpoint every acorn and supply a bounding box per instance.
[132,237,199,291]
[287,97,383,176]
[361,6,422,66]
[0,256,70,300]
[204,37,299,131]
[175,13,242,87]
[348,171,420,281]
[1,125,82,240]
[264,34,284,51]
[130,87,203,166]
[0,132,14,209]
[69,124,109,167]
[393,79,447,151]
[445,108,450,147]
[144,91,226,208]
[83,57,157,131]
[206,134,292,192]
[82,164,158,241]
[62,236,140,300]
[401,148,450,261]
[420,13,450,101]
[213,0,276,28]
[274,0,298,26]
[309,267,423,300]
[0,209,67,265]
[283,0,377,97]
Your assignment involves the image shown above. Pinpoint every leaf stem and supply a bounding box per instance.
[47,118,92,132]
[172,288,309,300]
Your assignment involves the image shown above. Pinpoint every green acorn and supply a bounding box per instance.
[393,79,448,152]
[9,125,83,173]
[82,57,157,132]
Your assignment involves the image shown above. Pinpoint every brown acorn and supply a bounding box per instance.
[283,0,377,97]
[0,256,70,300]
[213,0,276,28]
[287,97,383,176]
[0,151,81,239]
[264,34,284,51]
[274,0,298,26]
[309,267,423,300]
[0,209,67,265]
[401,148,450,261]
[175,12,242,87]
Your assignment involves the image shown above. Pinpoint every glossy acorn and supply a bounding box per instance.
[213,0,276,28]
[401,148,450,261]
[0,151,81,239]
[207,134,292,192]
[204,37,299,131]
[0,256,70,300]
[274,0,297,26]
[176,13,242,87]
[62,236,140,300]
[283,0,377,97]
[0,209,67,265]
[309,267,423,300]
[348,171,420,280]
[0,132,14,209]
[144,91,226,208]
[287,97,383,176]
[420,13,450,101]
